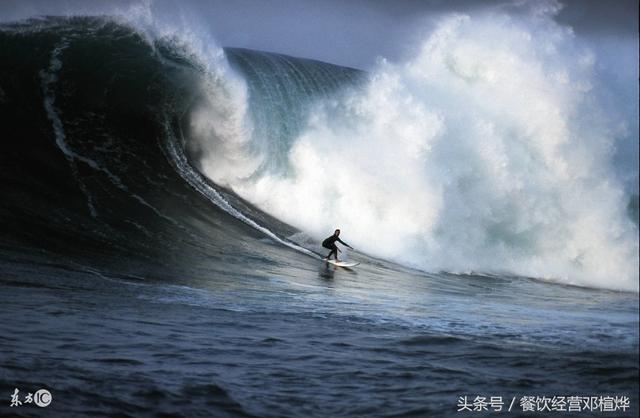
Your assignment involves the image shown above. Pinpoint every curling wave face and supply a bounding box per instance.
[0,16,275,281]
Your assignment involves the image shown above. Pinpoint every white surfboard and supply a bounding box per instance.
[324,259,360,268]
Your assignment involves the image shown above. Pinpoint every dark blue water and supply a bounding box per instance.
[1,248,637,417]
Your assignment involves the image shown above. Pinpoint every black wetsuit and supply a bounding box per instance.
[322,235,350,260]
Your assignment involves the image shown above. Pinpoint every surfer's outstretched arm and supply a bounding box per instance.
[337,238,353,249]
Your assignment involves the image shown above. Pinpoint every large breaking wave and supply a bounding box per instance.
[193,10,639,291]
[0,3,637,292]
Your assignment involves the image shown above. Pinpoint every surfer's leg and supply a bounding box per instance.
[331,244,339,260]
[324,244,337,260]
[322,243,333,260]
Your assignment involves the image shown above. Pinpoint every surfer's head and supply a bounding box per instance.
[334,229,340,236]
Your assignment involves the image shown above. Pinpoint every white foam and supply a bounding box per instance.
[198,9,638,291]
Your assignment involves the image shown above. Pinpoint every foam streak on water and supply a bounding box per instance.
[40,39,98,218]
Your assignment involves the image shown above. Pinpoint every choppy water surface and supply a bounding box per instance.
[1,248,637,417]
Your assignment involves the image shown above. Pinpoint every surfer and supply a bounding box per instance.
[322,229,353,261]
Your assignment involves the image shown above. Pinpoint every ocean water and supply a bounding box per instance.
[1,247,638,417]
[0,14,638,418]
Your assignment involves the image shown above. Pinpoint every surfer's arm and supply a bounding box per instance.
[337,238,353,249]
